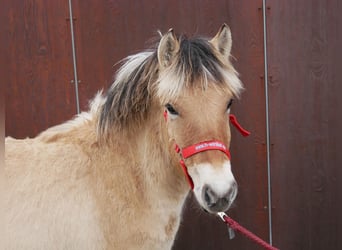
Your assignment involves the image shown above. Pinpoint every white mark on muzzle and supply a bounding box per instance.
[188,161,237,212]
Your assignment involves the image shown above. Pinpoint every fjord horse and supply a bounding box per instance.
[4,24,244,249]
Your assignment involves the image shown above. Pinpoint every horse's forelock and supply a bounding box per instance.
[157,37,243,103]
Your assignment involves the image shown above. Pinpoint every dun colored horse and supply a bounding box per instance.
[4,24,244,249]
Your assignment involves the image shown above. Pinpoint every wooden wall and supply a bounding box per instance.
[267,1,342,249]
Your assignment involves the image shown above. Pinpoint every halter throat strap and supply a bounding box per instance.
[229,114,251,137]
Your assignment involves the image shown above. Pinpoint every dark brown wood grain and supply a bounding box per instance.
[266,1,342,249]
[5,0,76,138]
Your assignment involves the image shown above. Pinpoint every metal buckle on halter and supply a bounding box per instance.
[217,212,236,240]
[217,212,227,222]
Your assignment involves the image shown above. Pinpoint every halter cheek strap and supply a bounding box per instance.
[164,110,250,189]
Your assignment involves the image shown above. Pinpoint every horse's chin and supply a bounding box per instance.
[200,204,232,215]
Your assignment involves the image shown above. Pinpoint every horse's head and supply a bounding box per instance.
[157,24,243,213]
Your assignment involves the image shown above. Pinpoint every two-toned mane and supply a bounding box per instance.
[4,24,244,249]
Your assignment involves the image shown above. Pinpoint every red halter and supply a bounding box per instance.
[164,111,250,189]
[174,140,231,189]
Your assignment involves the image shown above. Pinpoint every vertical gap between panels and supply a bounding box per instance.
[262,0,273,245]
[68,0,80,114]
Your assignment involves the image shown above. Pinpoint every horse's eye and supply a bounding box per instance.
[165,103,179,115]
[227,99,233,110]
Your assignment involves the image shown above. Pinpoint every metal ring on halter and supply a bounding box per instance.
[217,212,227,222]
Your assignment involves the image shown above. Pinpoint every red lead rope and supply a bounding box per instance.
[218,212,279,250]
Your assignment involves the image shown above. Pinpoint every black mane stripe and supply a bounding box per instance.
[178,37,225,84]
[98,51,158,135]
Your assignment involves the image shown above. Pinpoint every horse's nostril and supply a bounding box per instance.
[204,190,211,205]
[203,185,218,207]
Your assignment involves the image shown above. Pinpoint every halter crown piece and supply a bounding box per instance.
[164,111,251,189]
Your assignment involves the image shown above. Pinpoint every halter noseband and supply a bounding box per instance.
[164,111,250,189]
[174,140,231,189]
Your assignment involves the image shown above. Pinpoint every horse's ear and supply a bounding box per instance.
[158,28,180,68]
[210,23,232,60]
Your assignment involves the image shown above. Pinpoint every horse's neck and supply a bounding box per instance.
[132,114,189,208]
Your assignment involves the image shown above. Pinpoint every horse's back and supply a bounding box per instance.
[3,135,106,249]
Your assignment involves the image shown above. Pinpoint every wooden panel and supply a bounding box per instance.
[5,0,75,138]
[0,2,7,144]
[266,1,342,249]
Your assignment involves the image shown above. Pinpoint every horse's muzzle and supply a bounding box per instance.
[202,182,237,213]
